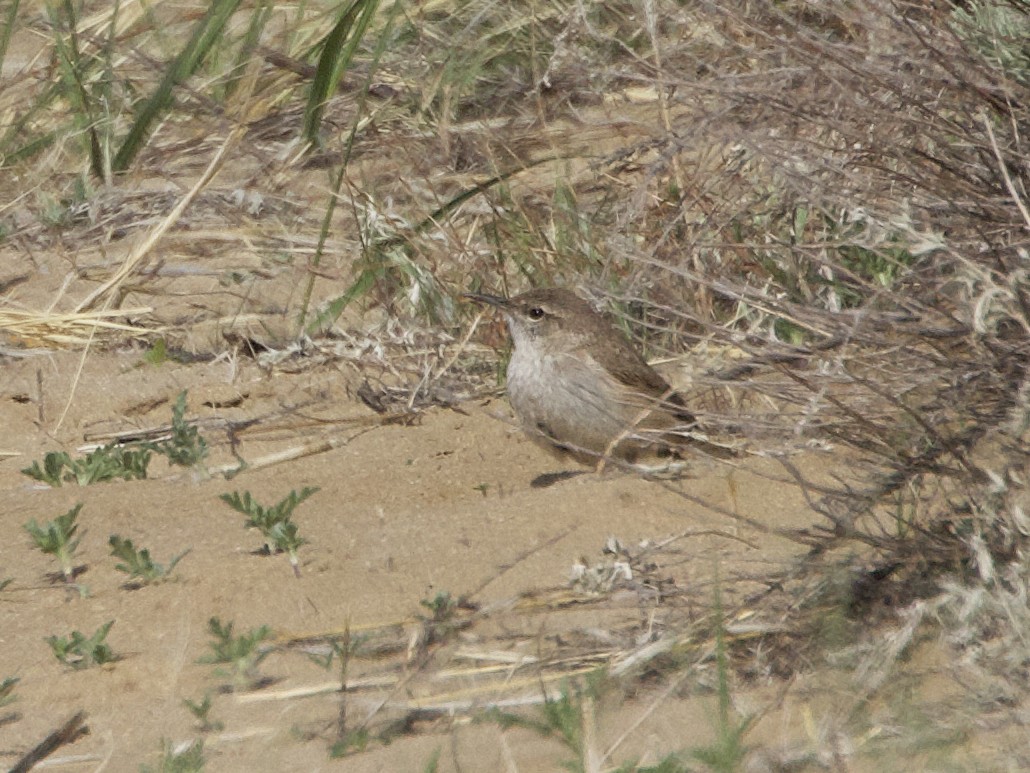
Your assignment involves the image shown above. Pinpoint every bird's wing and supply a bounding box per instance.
[583,337,697,425]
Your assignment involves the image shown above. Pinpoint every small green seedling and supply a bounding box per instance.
[141,337,169,365]
[199,617,272,691]
[420,591,457,623]
[151,391,208,468]
[109,535,189,587]
[24,503,83,584]
[329,729,371,758]
[47,620,116,669]
[140,739,205,773]
[487,684,592,770]
[421,748,442,773]
[22,394,205,486]
[418,591,468,643]
[305,628,367,671]
[22,444,151,486]
[184,693,223,732]
[0,676,18,708]
[219,487,318,541]
[76,444,152,484]
[689,580,754,773]
[267,520,307,578]
[219,487,318,577]
[21,451,71,487]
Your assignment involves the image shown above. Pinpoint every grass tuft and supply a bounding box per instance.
[302,0,381,146]
[112,0,245,173]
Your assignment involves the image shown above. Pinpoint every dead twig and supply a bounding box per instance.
[9,710,89,773]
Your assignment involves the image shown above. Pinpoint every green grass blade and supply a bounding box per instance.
[0,82,63,161]
[302,0,380,146]
[0,0,21,75]
[223,0,272,102]
[112,0,244,172]
[3,130,59,164]
[296,0,399,333]
[302,158,553,333]
[303,263,379,335]
[95,0,122,182]
[50,0,104,178]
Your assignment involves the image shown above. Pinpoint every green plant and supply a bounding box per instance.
[24,503,82,584]
[111,0,244,173]
[690,582,754,773]
[266,520,307,578]
[218,0,272,103]
[109,535,189,587]
[488,683,589,772]
[150,391,208,468]
[951,1,1030,84]
[538,688,587,769]
[420,590,457,622]
[303,0,381,146]
[294,0,402,335]
[419,590,468,642]
[22,443,152,486]
[307,634,360,671]
[142,337,169,365]
[312,626,369,752]
[74,445,150,484]
[140,340,198,366]
[36,191,73,228]
[46,0,111,180]
[488,678,691,773]
[219,487,318,577]
[199,617,272,690]
[21,451,70,487]
[329,728,371,758]
[0,676,18,708]
[421,748,441,773]
[184,693,223,732]
[0,0,20,77]
[47,621,116,669]
[140,739,205,773]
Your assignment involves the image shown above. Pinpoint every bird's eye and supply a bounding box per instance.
[527,307,545,320]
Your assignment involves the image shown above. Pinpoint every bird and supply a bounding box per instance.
[465,287,728,470]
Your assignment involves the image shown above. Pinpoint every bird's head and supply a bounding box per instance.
[463,288,600,351]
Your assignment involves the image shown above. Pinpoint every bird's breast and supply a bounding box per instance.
[506,347,640,455]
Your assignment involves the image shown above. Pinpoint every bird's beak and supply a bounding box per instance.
[462,292,510,309]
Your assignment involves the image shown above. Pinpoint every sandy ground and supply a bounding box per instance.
[0,334,853,770]
[2,339,1012,771]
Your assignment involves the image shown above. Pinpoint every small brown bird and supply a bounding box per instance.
[465,288,724,469]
